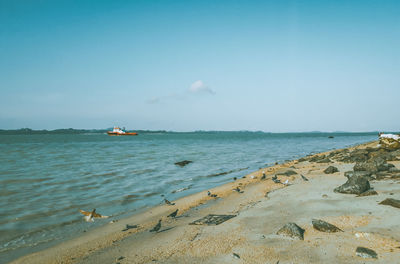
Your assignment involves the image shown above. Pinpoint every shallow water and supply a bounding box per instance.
[0,132,376,263]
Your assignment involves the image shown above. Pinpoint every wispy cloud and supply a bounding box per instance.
[146,80,215,104]
[189,80,215,95]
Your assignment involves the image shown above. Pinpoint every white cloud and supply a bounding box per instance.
[189,80,215,94]
[146,81,214,104]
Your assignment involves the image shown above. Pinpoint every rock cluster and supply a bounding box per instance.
[333,143,400,194]
[328,147,399,164]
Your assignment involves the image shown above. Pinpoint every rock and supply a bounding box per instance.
[356,189,378,197]
[276,223,305,240]
[324,166,339,174]
[316,158,331,163]
[309,155,328,163]
[334,172,370,195]
[368,148,398,161]
[276,170,297,176]
[379,198,400,209]
[389,167,400,173]
[354,157,395,174]
[174,160,193,167]
[312,219,343,233]
[356,247,378,259]
[348,149,369,162]
[189,214,236,225]
[122,224,138,231]
[344,170,371,178]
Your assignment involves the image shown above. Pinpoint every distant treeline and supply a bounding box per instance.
[0,128,385,136]
[0,128,168,135]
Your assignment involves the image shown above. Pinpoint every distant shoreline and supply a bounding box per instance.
[0,128,383,136]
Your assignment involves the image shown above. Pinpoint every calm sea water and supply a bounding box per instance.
[0,132,377,263]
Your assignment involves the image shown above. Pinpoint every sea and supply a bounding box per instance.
[0,131,377,263]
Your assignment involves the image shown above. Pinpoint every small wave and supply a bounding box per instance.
[171,185,192,194]
[0,177,52,185]
[202,167,249,178]
[120,194,140,205]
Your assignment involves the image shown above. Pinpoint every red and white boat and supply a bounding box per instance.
[107,127,138,136]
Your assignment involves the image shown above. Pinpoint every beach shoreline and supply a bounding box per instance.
[10,140,400,264]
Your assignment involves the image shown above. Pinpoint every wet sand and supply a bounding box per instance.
[11,141,400,263]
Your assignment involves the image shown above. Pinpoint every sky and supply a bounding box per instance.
[0,0,399,132]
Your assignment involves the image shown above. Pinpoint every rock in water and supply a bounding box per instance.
[356,247,378,259]
[379,198,400,209]
[276,223,305,240]
[174,160,193,167]
[324,166,339,174]
[334,172,370,195]
[312,219,343,233]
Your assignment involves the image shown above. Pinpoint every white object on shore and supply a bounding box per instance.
[283,179,289,185]
[379,133,400,140]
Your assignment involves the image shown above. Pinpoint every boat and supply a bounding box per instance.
[107,127,138,136]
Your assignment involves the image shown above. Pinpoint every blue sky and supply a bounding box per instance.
[1,0,399,132]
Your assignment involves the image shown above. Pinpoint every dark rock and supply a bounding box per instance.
[368,149,398,161]
[301,174,309,181]
[276,223,305,240]
[344,170,372,181]
[334,172,370,195]
[356,189,378,197]
[309,155,327,163]
[354,158,395,173]
[174,160,193,167]
[189,214,236,225]
[324,166,339,174]
[375,172,391,180]
[312,219,343,233]
[348,149,369,162]
[298,157,307,162]
[276,170,297,176]
[122,224,138,231]
[390,173,400,179]
[356,247,378,259]
[389,167,400,173]
[379,198,400,209]
[317,158,331,163]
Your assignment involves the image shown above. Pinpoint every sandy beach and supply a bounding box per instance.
[10,140,400,264]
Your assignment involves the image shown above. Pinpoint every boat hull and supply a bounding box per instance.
[107,132,138,136]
